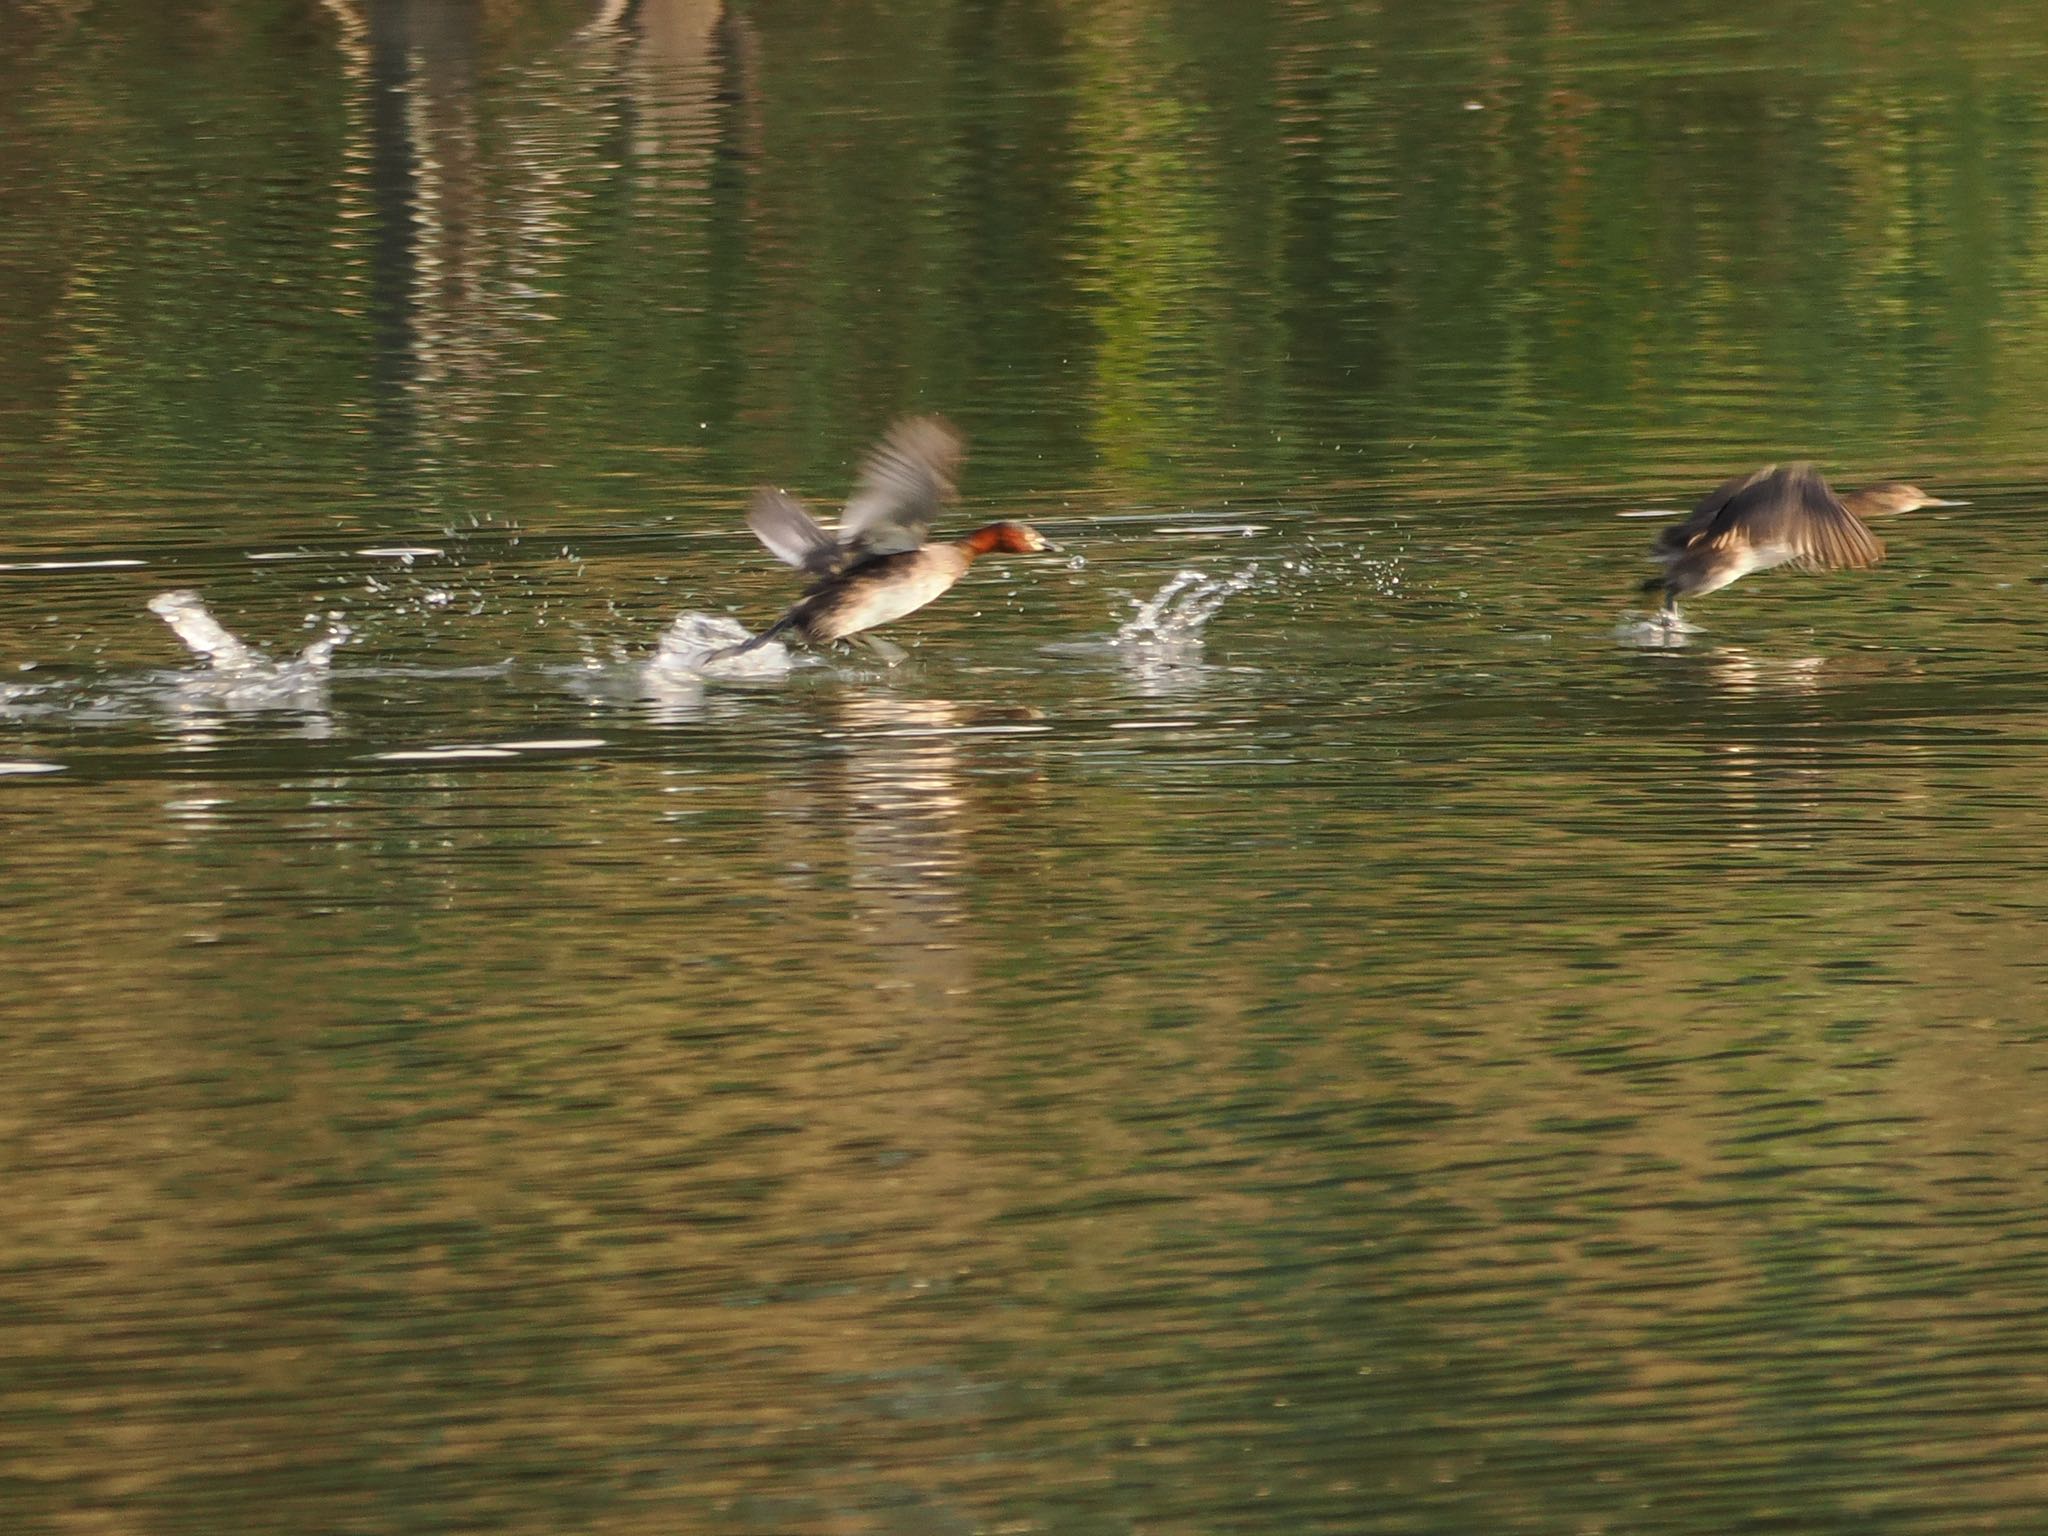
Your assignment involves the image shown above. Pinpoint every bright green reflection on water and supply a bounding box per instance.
[3,3,2048,1534]
[5,0,2048,534]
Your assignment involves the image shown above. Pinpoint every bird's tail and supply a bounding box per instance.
[707,613,797,662]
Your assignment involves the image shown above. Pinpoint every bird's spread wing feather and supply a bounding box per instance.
[1655,466,1775,554]
[1701,463,1885,570]
[836,416,964,556]
[746,488,842,575]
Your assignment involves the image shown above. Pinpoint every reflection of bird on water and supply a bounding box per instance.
[801,695,974,1008]
[836,695,970,900]
[1634,464,1964,621]
[726,418,1056,664]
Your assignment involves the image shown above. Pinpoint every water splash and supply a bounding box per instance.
[146,590,351,706]
[1112,566,1259,649]
[644,611,792,681]
[292,621,353,671]
[147,590,267,671]
[1043,566,1258,694]
[1614,609,1700,649]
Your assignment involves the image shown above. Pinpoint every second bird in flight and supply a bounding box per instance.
[1637,463,1964,621]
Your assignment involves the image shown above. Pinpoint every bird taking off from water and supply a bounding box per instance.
[1632,463,1964,620]
[726,416,1055,663]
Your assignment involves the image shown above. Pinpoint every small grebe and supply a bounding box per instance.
[728,417,1056,662]
[1636,463,1964,619]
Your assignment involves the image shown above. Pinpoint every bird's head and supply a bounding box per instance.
[962,521,1058,556]
[1850,483,1968,517]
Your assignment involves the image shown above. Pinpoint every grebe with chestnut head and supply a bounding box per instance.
[1635,463,1964,620]
[727,417,1056,663]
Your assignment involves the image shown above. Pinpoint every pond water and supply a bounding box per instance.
[4,2,2048,1532]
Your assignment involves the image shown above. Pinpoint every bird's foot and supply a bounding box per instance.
[850,633,909,667]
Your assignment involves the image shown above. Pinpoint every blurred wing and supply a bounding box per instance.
[746,488,842,575]
[1690,467,1773,520]
[1704,463,1885,571]
[837,416,964,556]
[1655,465,1775,554]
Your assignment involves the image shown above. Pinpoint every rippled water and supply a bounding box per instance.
[5,3,2048,1532]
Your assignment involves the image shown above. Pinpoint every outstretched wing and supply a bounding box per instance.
[1702,463,1885,571]
[1654,465,1775,555]
[837,416,964,556]
[746,488,843,576]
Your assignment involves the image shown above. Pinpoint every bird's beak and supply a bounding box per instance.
[1037,538,1064,553]
[1922,497,1969,508]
